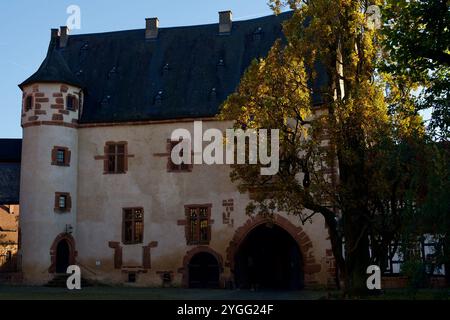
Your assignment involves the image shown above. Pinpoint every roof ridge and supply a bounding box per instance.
[67,11,292,38]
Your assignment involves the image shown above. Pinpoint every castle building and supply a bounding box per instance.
[14,11,336,288]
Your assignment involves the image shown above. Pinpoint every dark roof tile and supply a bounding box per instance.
[20,12,326,123]
[0,163,20,205]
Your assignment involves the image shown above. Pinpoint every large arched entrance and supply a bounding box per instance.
[234,223,304,290]
[188,252,220,288]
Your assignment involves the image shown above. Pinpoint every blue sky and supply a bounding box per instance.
[0,1,274,138]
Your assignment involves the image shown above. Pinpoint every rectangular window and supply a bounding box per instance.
[56,149,65,165]
[168,140,192,172]
[51,146,70,166]
[185,205,212,245]
[59,195,67,209]
[25,95,33,111]
[66,95,78,111]
[54,192,71,212]
[105,143,127,174]
[122,208,144,245]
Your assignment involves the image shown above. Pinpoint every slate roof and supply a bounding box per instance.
[0,139,22,162]
[19,12,326,124]
[0,139,21,205]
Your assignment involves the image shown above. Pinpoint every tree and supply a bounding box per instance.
[220,0,425,295]
[382,0,450,285]
[382,0,450,141]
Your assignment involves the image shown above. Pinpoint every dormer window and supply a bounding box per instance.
[210,88,217,101]
[108,66,118,79]
[101,95,111,106]
[79,43,89,62]
[155,91,163,105]
[163,63,170,75]
[217,58,225,67]
[253,27,263,41]
[24,95,33,111]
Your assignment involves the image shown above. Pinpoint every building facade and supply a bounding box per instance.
[17,11,337,288]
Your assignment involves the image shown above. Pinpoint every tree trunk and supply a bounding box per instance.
[343,211,371,295]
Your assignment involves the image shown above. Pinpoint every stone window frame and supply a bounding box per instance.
[51,146,71,167]
[102,141,133,174]
[24,95,34,112]
[167,139,193,173]
[54,192,72,213]
[184,204,213,246]
[122,207,144,245]
[66,94,79,111]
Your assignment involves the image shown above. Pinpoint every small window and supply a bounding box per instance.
[105,143,127,174]
[51,146,70,166]
[122,208,144,245]
[168,140,192,172]
[66,95,78,111]
[59,195,67,209]
[54,192,71,212]
[185,205,212,245]
[24,95,33,111]
[56,149,65,164]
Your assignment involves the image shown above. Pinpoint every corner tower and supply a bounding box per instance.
[18,27,83,283]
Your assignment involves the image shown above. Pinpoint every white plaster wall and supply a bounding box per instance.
[19,84,79,284]
[21,83,80,126]
[75,120,332,287]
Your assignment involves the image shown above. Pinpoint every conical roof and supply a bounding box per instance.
[19,47,83,89]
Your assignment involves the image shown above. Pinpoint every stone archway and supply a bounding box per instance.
[49,233,77,273]
[179,246,224,288]
[226,214,322,289]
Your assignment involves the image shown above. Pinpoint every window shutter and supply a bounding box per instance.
[54,194,59,210]
[74,97,79,111]
[51,147,57,165]
[104,144,109,172]
[66,150,71,166]
[67,195,72,210]
[123,143,128,172]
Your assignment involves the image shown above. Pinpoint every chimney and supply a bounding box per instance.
[50,28,59,46]
[146,18,159,40]
[59,26,69,48]
[219,11,232,34]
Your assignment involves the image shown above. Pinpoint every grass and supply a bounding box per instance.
[0,286,328,300]
[0,285,448,300]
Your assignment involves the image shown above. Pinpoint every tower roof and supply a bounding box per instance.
[19,47,83,90]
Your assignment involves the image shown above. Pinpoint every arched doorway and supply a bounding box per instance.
[234,223,304,290]
[49,233,77,274]
[55,239,70,273]
[188,252,220,288]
